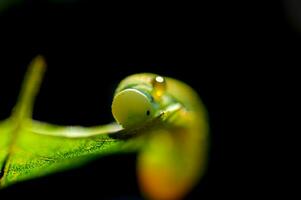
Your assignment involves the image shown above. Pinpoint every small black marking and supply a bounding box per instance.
[146,110,150,116]
[0,155,9,179]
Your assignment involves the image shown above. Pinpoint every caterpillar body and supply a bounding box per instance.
[112,74,209,200]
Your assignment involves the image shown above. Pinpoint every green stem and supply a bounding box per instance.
[12,56,46,121]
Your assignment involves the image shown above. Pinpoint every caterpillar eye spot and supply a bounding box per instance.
[112,88,154,128]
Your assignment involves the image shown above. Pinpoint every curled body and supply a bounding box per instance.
[112,73,209,200]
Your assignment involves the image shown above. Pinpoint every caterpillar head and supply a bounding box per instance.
[111,74,166,129]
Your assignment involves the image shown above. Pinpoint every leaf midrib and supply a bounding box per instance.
[0,56,46,186]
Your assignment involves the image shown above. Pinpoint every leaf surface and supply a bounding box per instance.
[0,56,139,187]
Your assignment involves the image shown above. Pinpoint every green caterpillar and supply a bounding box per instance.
[111,73,209,200]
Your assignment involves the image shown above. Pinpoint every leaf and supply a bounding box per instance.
[0,56,140,188]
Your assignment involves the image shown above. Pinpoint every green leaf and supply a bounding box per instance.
[0,56,139,188]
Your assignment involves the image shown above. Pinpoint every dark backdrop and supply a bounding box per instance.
[0,0,298,199]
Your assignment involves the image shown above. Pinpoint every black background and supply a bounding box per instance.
[0,0,298,199]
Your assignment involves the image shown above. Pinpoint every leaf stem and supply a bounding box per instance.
[12,56,46,120]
